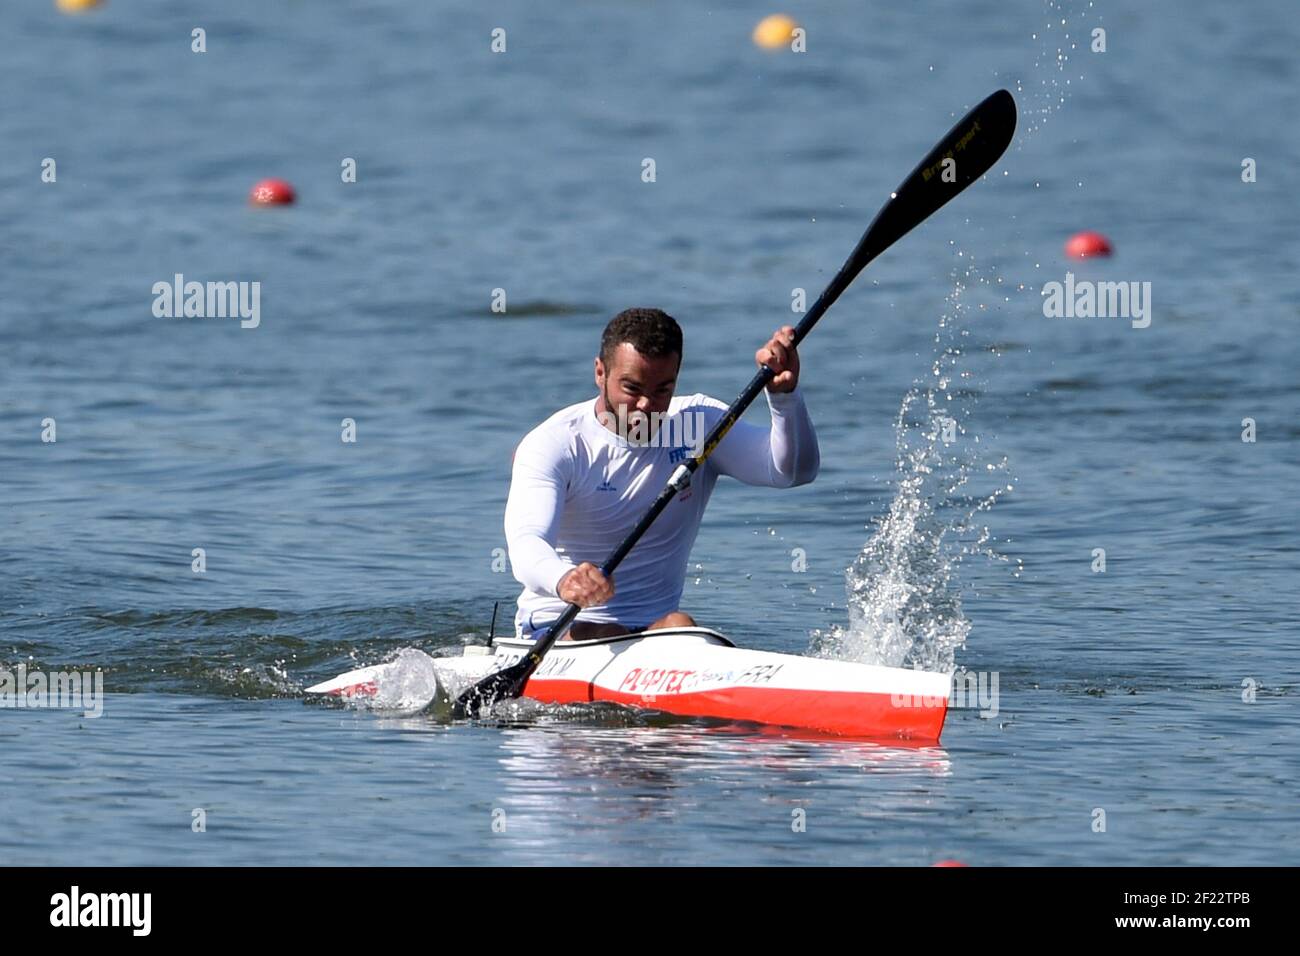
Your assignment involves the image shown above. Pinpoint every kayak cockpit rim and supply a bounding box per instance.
[487,625,737,653]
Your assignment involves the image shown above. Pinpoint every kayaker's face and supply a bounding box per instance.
[595,343,679,441]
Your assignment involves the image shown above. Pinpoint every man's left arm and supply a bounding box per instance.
[707,389,819,488]
[706,326,820,488]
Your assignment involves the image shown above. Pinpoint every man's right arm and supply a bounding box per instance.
[503,432,574,597]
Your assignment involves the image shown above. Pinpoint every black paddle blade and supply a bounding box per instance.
[843,90,1018,289]
[451,659,532,719]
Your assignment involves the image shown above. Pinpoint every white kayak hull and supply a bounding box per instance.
[307,627,951,740]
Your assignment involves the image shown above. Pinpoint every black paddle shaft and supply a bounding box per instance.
[454,89,1017,718]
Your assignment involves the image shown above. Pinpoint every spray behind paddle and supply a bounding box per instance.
[811,263,1020,672]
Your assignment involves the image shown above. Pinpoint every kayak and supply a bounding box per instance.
[306,626,951,741]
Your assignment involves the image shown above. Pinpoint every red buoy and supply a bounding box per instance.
[932,859,968,867]
[249,178,296,206]
[1064,230,1112,258]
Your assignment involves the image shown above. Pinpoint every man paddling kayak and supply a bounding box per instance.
[505,308,819,641]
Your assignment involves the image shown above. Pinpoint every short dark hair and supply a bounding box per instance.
[600,308,683,367]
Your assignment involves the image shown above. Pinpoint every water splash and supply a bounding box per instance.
[811,2,1091,671]
[1008,0,1095,138]
[209,661,301,699]
[811,266,1019,673]
[307,647,443,716]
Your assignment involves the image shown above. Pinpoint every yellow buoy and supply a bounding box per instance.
[753,14,799,50]
[56,0,104,12]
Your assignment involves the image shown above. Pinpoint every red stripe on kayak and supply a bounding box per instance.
[522,677,947,741]
[327,680,378,699]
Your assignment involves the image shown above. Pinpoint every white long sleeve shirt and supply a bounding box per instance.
[504,388,819,636]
